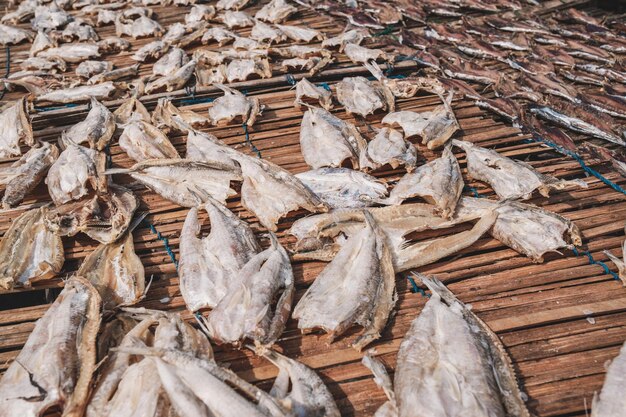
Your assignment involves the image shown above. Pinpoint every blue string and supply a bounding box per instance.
[464,185,482,198]
[34,103,79,112]
[317,82,331,91]
[146,221,179,270]
[408,275,430,297]
[285,74,296,86]
[387,74,406,79]
[242,122,262,158]
[572,247,620,281]
[104,144,112,169]
[179,96,215,105]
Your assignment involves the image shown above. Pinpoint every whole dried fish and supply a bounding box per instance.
[115,15,164,38]
[202,27,237,45]
[33,3,71,30]
[180,200,260,311]
[131,40,169,62]
[582,93,626,119]
[453,139,586,200]
[0,24,33,45]
[152,98,210,133]
[145,60,196,94]
[276,24,323,42]
[0,277,100,416]
[344,43,391,64]
[0,98,34,158]
[226,58,272,82]
[119,120,180,162]
[296,167,388,208]
[255,0,296,23]
[281,56,332,76]
[88,64,139,85]
[186,4,216,24]
[38,42,101,63]
[46,144,102,206]
[186,130,240,170]
[208,84,262,126]
[223,10,254,28]
[20,56,66,73]
[582,143,626,179]
[385,145,462,218]
[76,60,113,79]
[382,92,459,149]
[204,233,293,348]
[336,76,395,117]
[62,98,115,150]
[366,127,418,172]
[0,142,58,208]
[106,158,242,207]
[295,78,333,110]
[299,106,372,170]
[322,28,366,51]
[251,20,286,44]
[365,275,531,417]
[37,82,118,104]
[78,229,144,308]
[294,212,395,351]
[0,207,64,290]
[1,0,37,24]
[153,47,189,77]
[60,20,99,42]
[30,30,55,56]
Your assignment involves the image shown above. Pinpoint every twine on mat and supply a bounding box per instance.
[145,221,179,270]
[572,247,620,281]
[373,25,395,37]
[33,103,79,112]
[0,46,10,101]
[317,82,331,91]
[179,96,215,105]
[243,122,262,158]
[464,185,482,198]
[408,274,430,298]
[285,73,297,86]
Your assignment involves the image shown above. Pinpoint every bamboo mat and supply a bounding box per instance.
[1,0,626,416]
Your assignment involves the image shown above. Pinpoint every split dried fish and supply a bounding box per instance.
[275,24,323,42]
[1,0,36,24]
[591,337,626,417]
[251,20,286,44]
[295,78,333,110]
[0,24,33,45]
[385,145,462,218]
[366,127,418,172]
[299,106,373,170]
[33,3,71,30]
[30,30,55,56]
[115,15,164,39]
[382,92,459,150]
[119,120,180,162]
[294,212,395,351]
[76,60,113,78]
[216,0,252,10]
[20,56,66,73]
[222,10,254,28]
[60,20,99,42]
[46,144,101,206]
[296,167,388,208]
[453,139,586,200]
[153,47,189,77]
[226,58,272,82]
[322,29,366,51]
[78,229,144,308]
[145,59,196,94]
[0,98,34,158]
[202,27,237,45]
[186,4,216,24]
[0,142,58,208]
[281,56,332,76]
[37,82,117,104]
[162,22,189,44]
[38,42,101,63]
[582,143,626,179]
[0,207,64,290]
[105,158,242,207]
[186,130,240,170]
[113,96,150,125]
[180,200,260,311]
[208,84,262,126]
[62,98,115,150]
[131,40,169,62]
[88,64,139,85]
[0,277,100,417]
[364,275,531,417]
[255,0,296,23]
[344,43,391,64]
[336,76,395,117]
[204,233,293,348]
[152,98,210,133]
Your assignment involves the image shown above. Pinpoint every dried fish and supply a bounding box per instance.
[223,10,254,28]
[0,207,64,290]
[453,139,586,200]
[591,336,626,417]
[96,9,118,26]
[202,27,237,45]
[76,60,113,78]
[344,43,391,64]
[0,142,58,208]
[217,0,253,10]
[38,42,101,63]
[196,63,227,86]
[603,228,626,285]
[30,30,55,56]
[180,200,260,311]
[152,98,210,133]
[62,98,115,150]
[296,167,388,208]
[131,40,169,62]
[60,20,99,42]
[582,93,626,119]
[20,56,66,73]
[46,144,101,206]
[186,4,216,24]
[33,3,71,30]
[519,72,579,103]
[186,130,239,170]
[119,120,180,162]
[204,233,293,348]
[281,56,332,76]
[113,96,150,125]
[88,64,139,84]
[105,159,242,207]
[1,0,36,24]
[226,58,272,82]
[322,29,366,51]
[295,78,333,110]
[115,15,164,39]
[385,145,462,218]
[145,60,196,94]
[0,98,34,158]
[365,274,531,417]
[163,22,189,44]
[576,63,626,84]
[366,127,418,172]
[582,143,626,179]
[336,76,395,117]
[294,212,395,351]
[382,92,459,149]
[251,20,286,44]
[37,81,117,104]
[275,24,323,42]
[153,47,189,77]
[208,84,262,126]
[299,106,373,170]
[255,0,296,23]
[0,277,100,416]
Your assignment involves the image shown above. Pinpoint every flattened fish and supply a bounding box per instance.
[46,144,101,206]
[0,23,33,45]
[293,212,396,351]
[0,207,64,290]
[38,43,100,63]
[453,139,586,200]
[336,76,395,117]
[384,145,462,218]
[296,167,388,208]
[37,82,117,104]
[295,78,333,110]
[62,98,115,150]
[180,200,260,311]
[145,60,196,94]
[106,159,242,207]
[186,129,239,170]
[591,337,626,417]
[0,277,100,417]
[115,15,163,38]
[78,230,145,308]
[382,92,459,149]
[131,40,169,62]
[366,127,418,172]
[255,0,296,23]
[208,84,262,126]
[0,142,58,208]
[322,28,366,51]
[119,120,180,162]
[204,233,294,348]
[344,43,391,64]
[113,96,150,125]
[300,107,372,170]
[275,24,323,43]
[364,275,531,417]
[76,60,112,79]
[153,47,189,77]
[0,98,34,158]
[152,98,210,133]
